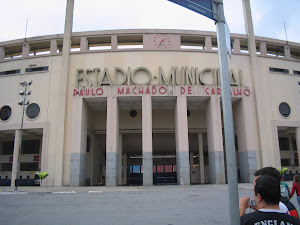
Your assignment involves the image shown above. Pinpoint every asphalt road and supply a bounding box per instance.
[0,184,299,225]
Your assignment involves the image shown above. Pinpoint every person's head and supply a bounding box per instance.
[253,167,281,185]
[254,175,281,207]
[294,174,300,183]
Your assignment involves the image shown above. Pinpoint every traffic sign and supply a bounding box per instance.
[168,0,214,20]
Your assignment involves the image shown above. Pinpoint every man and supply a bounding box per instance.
[240,175,300,225]
[252,167,299,218]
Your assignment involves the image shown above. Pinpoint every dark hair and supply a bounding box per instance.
[294,174,300,184]
[254,167,281,182]
[254,175,280,205]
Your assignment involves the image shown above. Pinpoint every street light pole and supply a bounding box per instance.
[15,80,32,191]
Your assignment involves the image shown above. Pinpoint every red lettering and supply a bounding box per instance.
[188,87,192,94]
[126,87,131,94]
[85,89,90,96]
[146,87,150,94]
[205,87,209,95]
[133,87,137,94]
[9,156,13,162]
[73,89,78,96]
[244,89,250,96]
[237,88,242,96]
[92,88,96,96]
[79,89,84,96]
[181,87,185,94]
[234,88,238,96]
[159,87,167,94]
[211,88,215,95]
[118,87,124,95]
[217,88,221,95]
[96,88,103,95]
[139,87,144,94]
[152,86,157,94]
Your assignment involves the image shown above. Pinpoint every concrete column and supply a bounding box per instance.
[142,95,153,186]
[122,153,127,185]
[198,133,205,184]
[118,134,122,185]
[234,98,258,183]
[272,125,281,168]
[11,130,21,186]
[80,37,88,52]
[55,0,74,186]
[206,97,225,184]
[22,43,30,58]
[50,40,57,55]
[106,96,119,186]
[0,47,5,61]
[205,36,212,51]
[233,39,241,53]
[175,96,190,185]
[296,128,300,168]
[111,35,118,51]
[243,0,271,168]
[284,46,291,59]
[70,98,88,186]
[259,42,267,56]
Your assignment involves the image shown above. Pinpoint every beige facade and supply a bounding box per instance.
[0,27,300,187]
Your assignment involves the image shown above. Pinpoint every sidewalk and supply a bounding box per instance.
[1,181,295,194]
[0,182,255,194]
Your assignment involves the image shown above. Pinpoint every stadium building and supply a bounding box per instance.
[0,0,299,187]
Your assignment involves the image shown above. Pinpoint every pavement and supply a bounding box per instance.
[0,182,255,194]
[0,181,298,225]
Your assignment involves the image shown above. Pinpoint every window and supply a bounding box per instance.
[20,162,38,171]
[294,159,299,166]
[165,165,172,172]
[22,140,40,154]
[269,67,289,74]
[118,35,143,49]
[153,165,157,173]
[279,137,290,151]
[0,163,12,171]
[130,165,141,173]
[181,35,205,50]
[0,105,12,121]
[26,103,40,119]
[0,69,21,76]
[281,158,291,166]
[25,66,48,73]
[157,165,164,173]
[292,138,297,151]
[1,141,14,155]
[293,71,300,75]
[279,102,291,118]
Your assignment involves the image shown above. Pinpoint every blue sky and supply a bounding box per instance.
[0,0,299,43]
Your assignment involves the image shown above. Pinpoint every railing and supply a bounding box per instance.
[0,29,300,61]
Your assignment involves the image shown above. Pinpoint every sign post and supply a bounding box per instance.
[168,1,240,224]
[214,2,240,225]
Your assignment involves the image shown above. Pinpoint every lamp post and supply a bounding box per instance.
[15,80,32,191]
